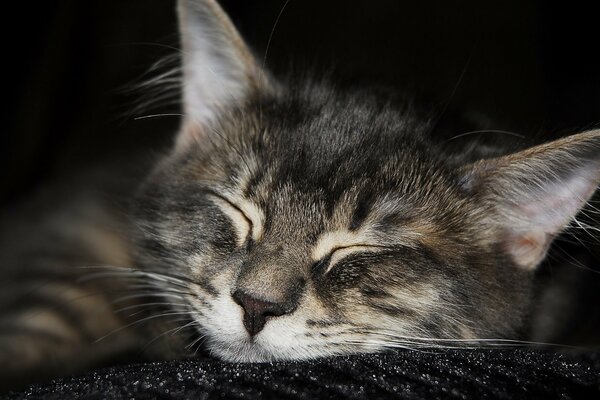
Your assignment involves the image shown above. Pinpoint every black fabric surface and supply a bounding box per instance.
[6,349,600,399]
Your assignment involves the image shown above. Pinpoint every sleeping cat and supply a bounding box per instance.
[1,0,599,390]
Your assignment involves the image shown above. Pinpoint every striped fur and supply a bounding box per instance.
[1,0,599,390]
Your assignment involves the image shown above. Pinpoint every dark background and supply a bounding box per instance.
[2,0,600,207]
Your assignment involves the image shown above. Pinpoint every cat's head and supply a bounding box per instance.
[132,0,600,361]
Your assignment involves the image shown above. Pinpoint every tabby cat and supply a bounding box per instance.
[1,0,599,390]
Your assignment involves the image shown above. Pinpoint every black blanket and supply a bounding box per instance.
[7,349,600,399]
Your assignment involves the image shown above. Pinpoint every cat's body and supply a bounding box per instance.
[1,0,600,391]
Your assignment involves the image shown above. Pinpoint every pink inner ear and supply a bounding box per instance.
[503,231,550,270]
[515,171,598,234]
[472,129,600,270]
[500,169,599,270]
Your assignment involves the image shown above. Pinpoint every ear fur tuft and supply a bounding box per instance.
[463,129,600,269]
[176,0,273,150]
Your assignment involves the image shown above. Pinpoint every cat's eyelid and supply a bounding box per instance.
[324,245,387,274]
[207,192,264,241]
[208,193,253,246]
[312,230,410,274]
[311,230,381,261]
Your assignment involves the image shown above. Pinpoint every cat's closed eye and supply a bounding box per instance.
[313,245,388,275]
[208,193,254,247]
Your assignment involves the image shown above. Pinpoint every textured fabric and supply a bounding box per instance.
[7,349,600,399]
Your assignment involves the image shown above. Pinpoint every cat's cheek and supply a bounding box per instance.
[184,246,243,278]
[311,255,365,284]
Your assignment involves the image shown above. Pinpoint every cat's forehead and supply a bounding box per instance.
[216,83,430,169]
[178,85,451,234]
[220,161,435,241]
[229,112,430,194]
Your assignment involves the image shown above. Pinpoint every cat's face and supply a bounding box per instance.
[132,0,600,361]
[134,88,530,361]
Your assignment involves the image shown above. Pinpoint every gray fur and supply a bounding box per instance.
[1,0,599,389]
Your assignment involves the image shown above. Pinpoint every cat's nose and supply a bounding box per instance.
[232,290,290,336]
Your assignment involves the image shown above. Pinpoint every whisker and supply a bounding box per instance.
[113,302,190,314]
[79,265,201,288]
[353,328,585,350]
[186,333,206,351]
[262,0,291,71]
[94,311,196,344]
[447,129,526,141]
[142,319,201,352]
[110,292,192,304]
[134,113,184,121]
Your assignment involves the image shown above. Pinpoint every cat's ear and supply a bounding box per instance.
[461,130,600,270]
[176,0,273,149]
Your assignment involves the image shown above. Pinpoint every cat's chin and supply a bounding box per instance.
[206,340,290,363]
[204,337,339,363]
[199,322,348,362]
[199,323,321,362]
